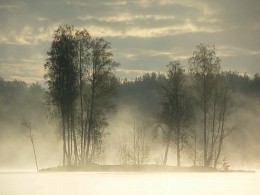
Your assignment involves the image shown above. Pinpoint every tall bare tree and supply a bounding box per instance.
[44,25,79,166]
[189,44,221,167]
[212,73,232,168]
[84,38,119,164]
[75,29,91,164]
[160,61,193,166]
[22,120,39,172]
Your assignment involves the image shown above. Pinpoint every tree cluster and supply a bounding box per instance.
[116,44,255,168]
[44,25,118,166]
[0,79,45,125]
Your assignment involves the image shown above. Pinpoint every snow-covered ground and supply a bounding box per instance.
[0,171,259,195]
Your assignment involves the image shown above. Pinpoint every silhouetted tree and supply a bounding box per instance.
[212,73,233,168]
[44,25,79,166]
[188,46,233,168]
[159,61,193,166]
[44,25,119,165]
[75,29,91,164]
[83,38,119,164]
[251,73,260,96]
[189,44,220,167]
[21,120,38,172]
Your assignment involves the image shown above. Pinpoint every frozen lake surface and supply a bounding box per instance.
[0,171,259,195]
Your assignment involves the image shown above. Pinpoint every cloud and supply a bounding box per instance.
[0,0,259,82]
[0,53,45,83]
[82,21,222,38]
[78,14,176,23]
[217,45,260,57]
[0,62,44,83]
[125,23,222,37]
[0,25,57,45]
[114,48,190,62]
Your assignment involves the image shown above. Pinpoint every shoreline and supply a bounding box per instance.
[39,165,255,173]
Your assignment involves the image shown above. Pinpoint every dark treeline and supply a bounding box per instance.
[0,79,45,124]
[1,25,260,169]
[1,71,258,123]
[1,69,260,168]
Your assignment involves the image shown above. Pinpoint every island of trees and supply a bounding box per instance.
[1,25,260,172]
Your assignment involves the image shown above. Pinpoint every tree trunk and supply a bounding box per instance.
[214,97,226,168]
[163,129,171,166]
[62,116,67,166]
[86,92,94,163]
[207,92,218,166]
[30,136,39,172]
[71,111,78,165]
[86,58,96,163]
[176,79,180,167]
[67,114,71,166]
[133,123,136,164]
[22,121,39,172]
[176,129,180,167]
[214,120,224,168]
[194,128,197,166]
[203,75,208,167]
[61,94,67,165]
[79,41,84,163]
[83,116,89,164]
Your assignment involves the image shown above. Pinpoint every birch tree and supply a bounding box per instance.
[189,44,221,167]
[160,60,193,166]
[84,38,119,164]
[44,25,78,166]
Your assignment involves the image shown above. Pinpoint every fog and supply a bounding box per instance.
[105,97,260,170]
[224,94,260,169]
[0,74,260,171]
[0,81,61,171]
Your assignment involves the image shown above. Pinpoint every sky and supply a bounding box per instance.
[0,0,260,83]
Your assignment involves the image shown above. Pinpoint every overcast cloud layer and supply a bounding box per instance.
[0,0,260,83]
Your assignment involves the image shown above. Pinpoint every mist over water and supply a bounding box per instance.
[224,95,260,170]
[0,172,259,195]
[1,74,260,171]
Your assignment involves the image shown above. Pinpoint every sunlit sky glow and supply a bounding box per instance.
[0,0,260,83]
